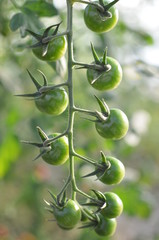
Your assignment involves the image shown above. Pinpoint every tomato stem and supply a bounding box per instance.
[104,0,119,11]
[72,60,107,71]
[57,176,71,202]
[73,152,103,168]
[66,0,77,201]
[44,132,68,146]
[42,31,69,44]
[73,0,105,12]
[10,0,21,9]
[39,82,68,94]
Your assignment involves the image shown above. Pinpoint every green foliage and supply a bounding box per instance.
[23,0,58,17]
[0,134,21,178]
[113,183,153,219]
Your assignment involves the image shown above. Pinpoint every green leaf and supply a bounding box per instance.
[9,9,43,38]
[22,8,43,33]
[10,13,25,31]
[140,32,154,45]
[22,0,58,17]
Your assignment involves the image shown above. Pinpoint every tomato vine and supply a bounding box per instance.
[12,0,128,236]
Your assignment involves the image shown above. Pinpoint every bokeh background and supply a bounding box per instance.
[0,0,159,239]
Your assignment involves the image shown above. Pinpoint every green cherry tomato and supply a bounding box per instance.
[101,192,123,218]
[87,57,122,91]
[41,134,69,166]
[97,156,125,185]
[32,35,67,62]
[53,199,81,229]
[35,87,68,115]
[95,108,129,140]
[84,0,119,33]
[95,214,117,237]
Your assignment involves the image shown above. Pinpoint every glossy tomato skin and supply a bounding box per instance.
[87,57,122,91]
[53,199,81,229]
[32,35,67,62]
[84,0,118,33]
[95,214,117,237]
[101,192,123,218]
[97,156,125,185]
[35,88,68,115]
[41,134,69,166]
[95,108,129,140]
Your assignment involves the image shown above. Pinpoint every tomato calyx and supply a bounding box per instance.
[98,0,119,20]
[74,96,110,123]
[82,151,111,180]
[44,190,69,213]
[79,211,101,230]
[21,126,67,161]
[81,189,107,214]
[26,22,63,57]
[15,69,67,99]
[75,43,111,73]
[94,95,110,122]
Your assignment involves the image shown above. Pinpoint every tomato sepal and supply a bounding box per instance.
[16,69,68,115]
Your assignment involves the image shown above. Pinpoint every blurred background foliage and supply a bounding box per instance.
[0,0,159,239]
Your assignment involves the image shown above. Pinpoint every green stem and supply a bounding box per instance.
[57,176,71,201]
[75,187,100,203]
[39,82,68,94]
[72,60,106,71]
[42,31,69,44]
[73,152,102,168]
[73,0,105,12]
[10,0,20,9]
[66,0,77,201]
[74,106,96,116]
[104,0,119,11]
[44,132,68,146]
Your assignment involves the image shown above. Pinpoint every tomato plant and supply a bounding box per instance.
[101,192,123,218]
[87,56,122,91]
[95,214,117,236]
[35,88,68,115]
[95,108,129,140]
[53,199,81,229]
[41,133,69,166]
[10,0,128,237]
[84,0,119,33]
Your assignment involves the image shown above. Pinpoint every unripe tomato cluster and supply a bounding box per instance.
[15,0,128,237]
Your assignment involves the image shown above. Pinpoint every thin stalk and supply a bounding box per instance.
[73,0,105,12]
[66,0,77,200]
[11,0,20,9]
[72,60,105,71]
[42,31,69,44]
[39,82,68,94]
[73,106,96,116]
[57,176,71,201]
[73,152,102,168]
[44,132,68,146]
[75,187,100,203]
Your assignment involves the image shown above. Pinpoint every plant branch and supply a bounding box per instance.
[66,0,77,201]
[42,31,69,44]
[39,82,68,94]
[72,60,106,71]
[73,0,105,12]
[73,152,103,168]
